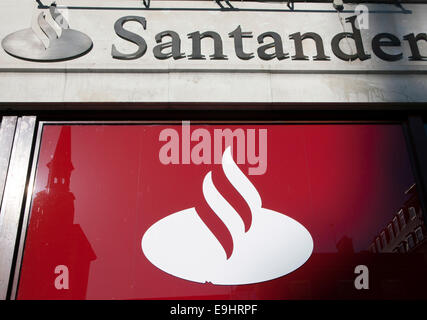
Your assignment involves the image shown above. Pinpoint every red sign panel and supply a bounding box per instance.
[17,124,427,299]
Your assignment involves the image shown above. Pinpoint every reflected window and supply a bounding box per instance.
[415,227,424,242]
[406,234,416,250]
[398,242,406,253]
[409,207,417,220]
[387,224,394,240]
[376,237,382,252]
[398,209,406,228]
[381,231,387,246]
[393,217,400,235]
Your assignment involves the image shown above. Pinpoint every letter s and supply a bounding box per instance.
[112,16,147,60]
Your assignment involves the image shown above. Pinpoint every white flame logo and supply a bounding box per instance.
[2,4,92,62]
[142,147,313,285]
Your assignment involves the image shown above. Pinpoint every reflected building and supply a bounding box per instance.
[18,127,96,299]
[227,183,427,299]
[369,184,427,254]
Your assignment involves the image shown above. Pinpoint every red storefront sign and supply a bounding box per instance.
[17,124,427,299]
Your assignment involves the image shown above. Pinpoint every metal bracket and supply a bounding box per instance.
[0,117,17,208]
[143,0,151,9]
[215,0,236,10]
[36,0,49,9]
[0,116,36,300]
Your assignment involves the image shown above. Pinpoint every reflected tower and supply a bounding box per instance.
[18,126,96,299]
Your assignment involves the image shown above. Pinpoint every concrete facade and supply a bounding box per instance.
[0,0,426,105]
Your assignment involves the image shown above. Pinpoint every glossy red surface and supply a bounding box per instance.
[17,124,427,299]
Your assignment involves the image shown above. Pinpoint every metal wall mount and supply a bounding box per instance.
[0,117,17,208]
[0,116,36,300]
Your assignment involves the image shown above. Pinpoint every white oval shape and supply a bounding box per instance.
[141,206,313,285]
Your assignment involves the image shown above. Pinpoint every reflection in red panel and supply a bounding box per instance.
[17,124,427,299]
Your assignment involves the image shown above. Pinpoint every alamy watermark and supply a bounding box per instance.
[54,265,69,290]
[158,121,268,175]
[355,5,369,30]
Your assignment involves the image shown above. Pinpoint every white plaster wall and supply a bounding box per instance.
[0,0,426,104]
